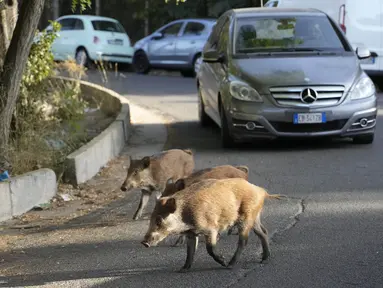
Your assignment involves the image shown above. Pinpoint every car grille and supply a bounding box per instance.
[269,86,345,108]
[270,119,348,133]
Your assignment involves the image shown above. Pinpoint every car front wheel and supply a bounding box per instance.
[353,134,374,144]
[133,50,151,74]
[220,102,235,148]
[75,48,89,67]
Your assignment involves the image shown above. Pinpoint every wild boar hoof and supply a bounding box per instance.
[178,267,190,273]
[226,263,237,269]
[260,252,271,264]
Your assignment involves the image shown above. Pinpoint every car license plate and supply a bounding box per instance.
[108,39,123,45]
[360,57,375,65]
[293,113,326,124]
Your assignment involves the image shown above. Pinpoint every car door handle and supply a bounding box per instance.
[190,40,196,44]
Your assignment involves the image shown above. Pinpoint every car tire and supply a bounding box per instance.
[75,48,89,67]
[133,50,151,74]
[180,70,195,78]
[352,134,374,144]
[220,102,235,148]
[198,86,210,127]
[180,54,201,78]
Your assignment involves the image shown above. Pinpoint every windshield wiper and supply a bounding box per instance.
[274,48,324,52]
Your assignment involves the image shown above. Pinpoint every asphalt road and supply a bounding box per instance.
[88,71,383,287]
[1,71,382,288]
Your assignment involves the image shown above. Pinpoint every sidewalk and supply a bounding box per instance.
[0,101,169,249]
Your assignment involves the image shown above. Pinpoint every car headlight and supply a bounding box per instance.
[229,81,263,102]
[350,76,375,100]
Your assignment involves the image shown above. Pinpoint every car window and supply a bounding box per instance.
[234,15,347,53]
[73,19,84,30]
[206,15,229,50]
[183,22,205,36]
[160,22,183,37]
[217,19,230,55]
[91,20,125,33]
[57,18,76,31]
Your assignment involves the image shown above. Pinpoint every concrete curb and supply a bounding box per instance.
[0,169,57,222]
[53,76,131,186]
[1,77,130,222]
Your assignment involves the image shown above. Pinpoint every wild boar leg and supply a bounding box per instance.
[179,233,198,272]
[133,189,151,220]
[253,221,270,262]
[231,223,267,236]
[227,225,238,235]
[172,234,186,247]
[227,226,250,268]
[205,231,226,267]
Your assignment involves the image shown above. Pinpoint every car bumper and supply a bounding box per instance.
[89,47,134,64]
[227,96,378,140]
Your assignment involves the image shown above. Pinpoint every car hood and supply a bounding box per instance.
[230,55,361,94]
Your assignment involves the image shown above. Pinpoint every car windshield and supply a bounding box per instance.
[91,20,126,33]
[234,15,346,54]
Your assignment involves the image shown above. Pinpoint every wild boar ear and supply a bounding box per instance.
[165,198,177,214]
[159,198,177,214]
[142,156,150,168]
[174,179,185,191]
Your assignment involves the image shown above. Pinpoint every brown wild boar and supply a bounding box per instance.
[141,178,286,272]
[120,149,195,220]
[162,164,250,246]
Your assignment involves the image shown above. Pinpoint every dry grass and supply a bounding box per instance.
[8,60,90,177]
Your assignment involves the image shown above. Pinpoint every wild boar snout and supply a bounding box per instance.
[141,241,150,248]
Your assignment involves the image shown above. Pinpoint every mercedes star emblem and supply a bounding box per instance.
[300,88,318,104]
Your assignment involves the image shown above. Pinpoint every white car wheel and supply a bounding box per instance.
[75,49,88,66]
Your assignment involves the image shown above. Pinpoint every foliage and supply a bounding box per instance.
[21,21,61,92]
[71,0,92,13]
[9,15,89,176]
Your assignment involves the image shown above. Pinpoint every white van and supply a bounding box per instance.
[264,0,383,78]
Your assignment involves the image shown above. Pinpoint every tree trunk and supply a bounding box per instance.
[0,0,18,69]
[95,0,100,15]
[52,0,59,19]
[144,0,149,36]
[0,0,45,162]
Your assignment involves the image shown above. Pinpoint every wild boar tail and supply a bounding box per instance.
[264,188,288,200]
[235,165,249,174]
[183,149,193,155]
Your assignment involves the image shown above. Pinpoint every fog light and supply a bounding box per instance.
[359,118,368,128]
[245,122,256,130]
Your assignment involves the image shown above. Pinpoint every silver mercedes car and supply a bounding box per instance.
[197,8,378,148]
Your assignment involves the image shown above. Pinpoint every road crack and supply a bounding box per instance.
[226,197,306,288]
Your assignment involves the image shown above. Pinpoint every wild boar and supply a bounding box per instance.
[141,178,286,272]
[120,149,195,220]
[161,164,250,246]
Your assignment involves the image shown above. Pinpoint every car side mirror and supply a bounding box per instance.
[202,49,225,63]
[356,46,371,60]
[151,32,164,40]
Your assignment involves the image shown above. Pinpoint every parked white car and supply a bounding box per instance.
[44,15,134,67]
